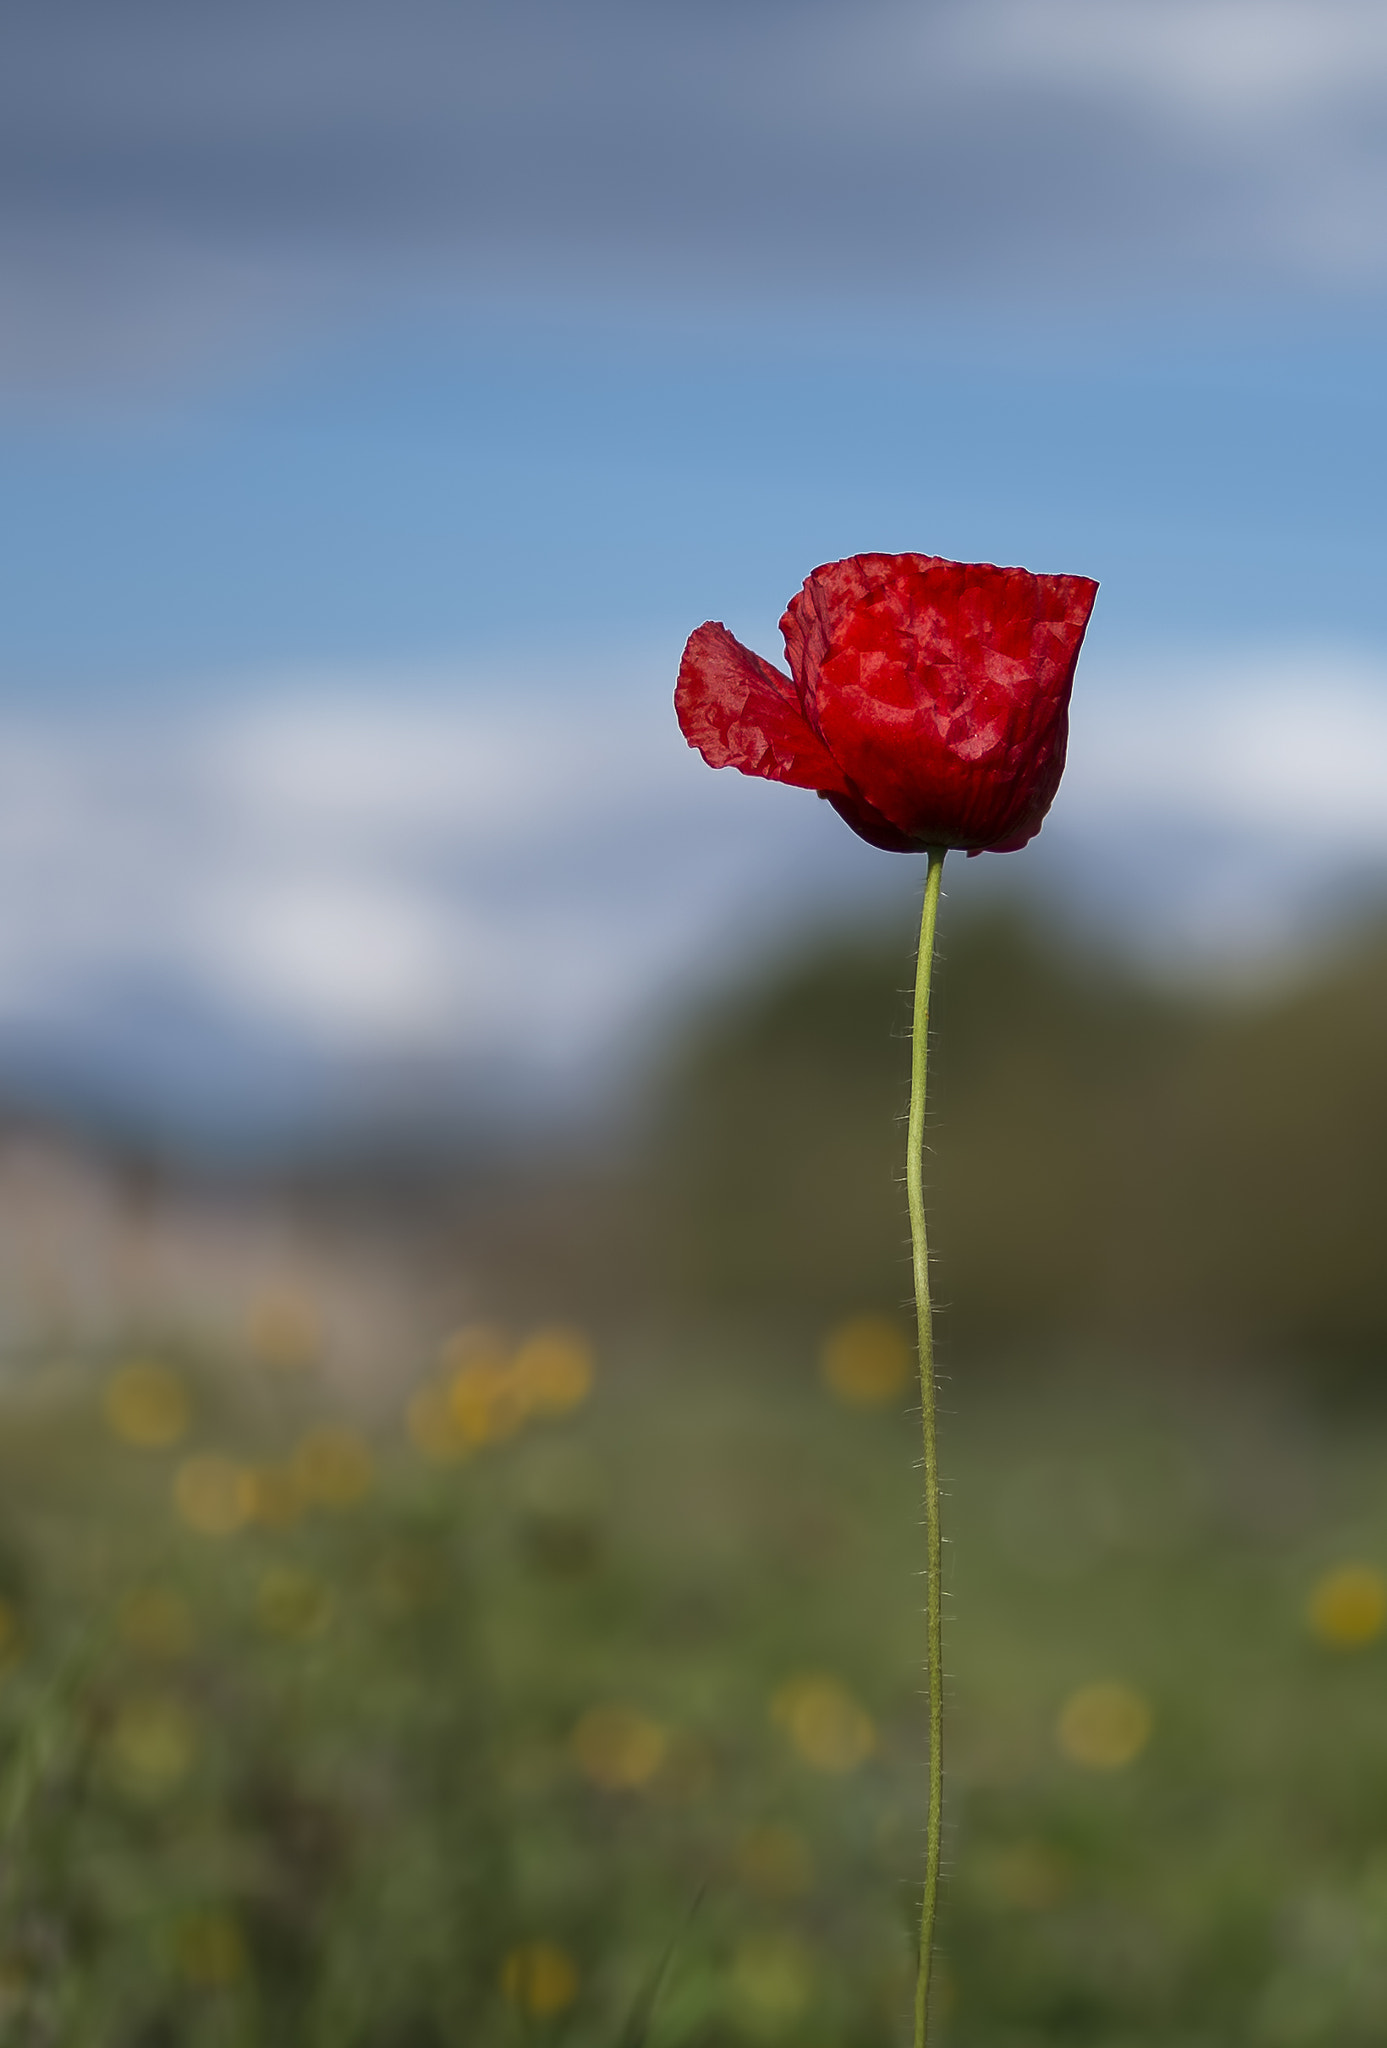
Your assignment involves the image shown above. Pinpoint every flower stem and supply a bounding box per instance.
[909,846,947,2048]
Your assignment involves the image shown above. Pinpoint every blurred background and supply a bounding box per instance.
[1,0,1386,2038]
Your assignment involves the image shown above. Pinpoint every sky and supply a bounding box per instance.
[3,0,1386,1148]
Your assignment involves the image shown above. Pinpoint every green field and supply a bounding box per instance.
[0,1321,1383,2045]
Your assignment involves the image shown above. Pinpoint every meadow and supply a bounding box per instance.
[0,1322,1383,2043]
[0,902,1384,2040]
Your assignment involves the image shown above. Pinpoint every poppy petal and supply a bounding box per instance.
[784,555,1097,852]
[822,790,923,853]
[676,622,852,795]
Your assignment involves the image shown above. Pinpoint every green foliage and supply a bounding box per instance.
[648,906,1387,1381]
[0,1346,1383,2042]
[651,938,913,1317]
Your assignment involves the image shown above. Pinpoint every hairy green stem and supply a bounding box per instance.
[909,847,947,2048]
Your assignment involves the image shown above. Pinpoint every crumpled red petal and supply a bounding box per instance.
[675,622,851,795]
[676,556,1097,858]
[821,790,921,853]
[783,555,1097,853]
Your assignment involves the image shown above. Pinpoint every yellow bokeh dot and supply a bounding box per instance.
[174,1455,252,1537]
[571,1704,668,1791]
[405,1383,470,1464]
[500,1941,579,2018]
[120,1588,194,1660]
[451,1359,526,1446]
[107,1695,195,1797]
[240,1463,305,1529]
[442,1325,533,1444]
[104,1361,190,1450]
[246,1285,322,1371]
[820,1316,912,1407]
[1308,1563,1387,1649]
[731,1932,813,2033]
[293,1425,374,1508]
[1056,1681,1152,1771]
[178,1910,246,1988]
[737,1823,814,1899]
[411,1322,593,1458]
[771,1674,876,1774]
[513,1328,594,1417]
[256,1565,333,1641]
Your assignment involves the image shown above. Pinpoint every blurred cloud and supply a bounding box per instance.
[1053,652,1387,962]
[0,649,1382,1145]
[0,669,891,1141]
[1069,653,1387,850]
[5,0,1387,390]
[950,0,1387,116]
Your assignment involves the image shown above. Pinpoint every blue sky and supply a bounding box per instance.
[6,317,1385,691]
[2,0,1386,1146]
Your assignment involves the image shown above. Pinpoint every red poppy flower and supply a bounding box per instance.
[675,552,1098,853]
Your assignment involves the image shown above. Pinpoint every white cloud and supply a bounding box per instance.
[1065,652,1387,847]
[0,648,1381,1135]
[1041,648,1387,970]
[0,667,886,1085]
[194,870,461,1044]
[944,0,1387,124]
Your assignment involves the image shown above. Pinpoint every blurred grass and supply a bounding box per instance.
[0,1330,1384,2042]
[644,906,1387,1379]
[1,899,1386,2038]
